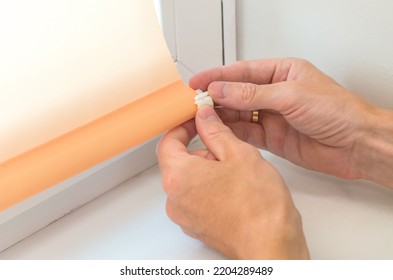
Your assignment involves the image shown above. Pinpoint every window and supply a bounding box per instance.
[0,0,236,252]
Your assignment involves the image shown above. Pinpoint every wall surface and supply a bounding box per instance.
[235,0,393,259]
[236,0,393,108]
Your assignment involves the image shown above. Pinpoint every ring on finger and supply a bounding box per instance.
[251,110,260,123]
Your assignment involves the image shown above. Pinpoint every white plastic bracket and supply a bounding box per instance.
[194,89,214,108]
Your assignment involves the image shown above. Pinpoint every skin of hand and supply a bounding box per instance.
[190,58,393,184]
[157,105,310,259]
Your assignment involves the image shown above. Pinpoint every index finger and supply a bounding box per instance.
[157,119,197,165]
[189,58,295,90]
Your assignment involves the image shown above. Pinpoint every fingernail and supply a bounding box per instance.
[209,82,227,99]
[197,105,218,121]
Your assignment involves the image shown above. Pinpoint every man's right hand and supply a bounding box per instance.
[190,58,393,186]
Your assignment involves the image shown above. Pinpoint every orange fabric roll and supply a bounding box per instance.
[0,0,197,211]
[0,81,196,211]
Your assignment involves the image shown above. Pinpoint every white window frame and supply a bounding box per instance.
[159,0,237,81]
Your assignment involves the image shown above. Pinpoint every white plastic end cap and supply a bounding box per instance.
[194,89,214,108]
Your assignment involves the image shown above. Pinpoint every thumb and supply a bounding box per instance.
[208,81,296,112]
[195,105,241,161]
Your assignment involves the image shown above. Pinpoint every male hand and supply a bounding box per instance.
[190,58,379,180]
[157,105,309,259]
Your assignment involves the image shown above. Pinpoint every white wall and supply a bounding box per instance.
[236,0,393,108]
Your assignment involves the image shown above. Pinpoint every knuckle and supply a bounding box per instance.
[238,142,260,158]
[165,200,179,224]
[272,81,303,113]
[161,171,180,196]
[287,57,310,66]
[156,135,167,157]
[156,143,164,159]
[239,83,258,105]
[205,124,235,145]
[207,123,232,138]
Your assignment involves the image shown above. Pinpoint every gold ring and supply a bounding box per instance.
[251,110,259,123]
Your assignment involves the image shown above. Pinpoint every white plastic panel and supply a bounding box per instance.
[159,0,232,81]
[174,0,223,74]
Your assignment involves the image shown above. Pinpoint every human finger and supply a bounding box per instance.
[215,107,254,123]
[189,58,298,91]
[195,105,246,160]
[208,81,299,113]
[157,119,197,163]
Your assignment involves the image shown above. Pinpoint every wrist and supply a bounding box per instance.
[235,201,310,260]
[353,107,393,188]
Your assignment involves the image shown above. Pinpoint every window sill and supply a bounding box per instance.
[0,137,160,252]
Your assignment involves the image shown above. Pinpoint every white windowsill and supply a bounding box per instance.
[0,139,225,260]
[2,143,393,259]
[0,136,160,253]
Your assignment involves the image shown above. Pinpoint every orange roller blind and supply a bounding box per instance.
[0,0,196,211]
